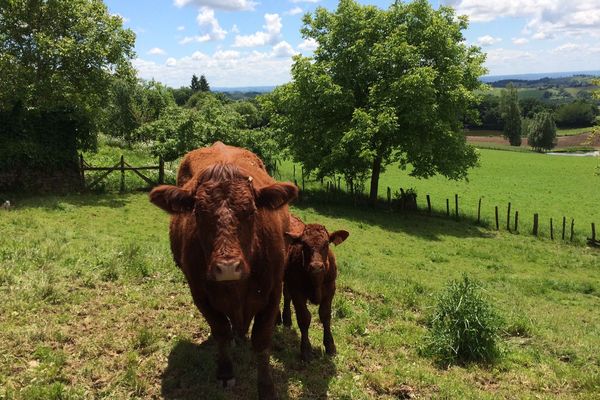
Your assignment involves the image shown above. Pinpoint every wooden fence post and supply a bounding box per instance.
[562,217,566,240]
[477,198,482,224]
[570,219,575,241]
[120,155,125,193]
[446,199,450,217]
[550,218,554,240]
[514,211,519,232]
[79,154,85,188]
[454,194,459,219]
[338,177,341,191]
[495,206,499,230]
[506,202,511,232]
[387,187,391,208]
[592,223,596,242]
[293,164,296,180]
[301,167,305,192]
[533,213,539,236]
[158,156,164,184]
[426,195,431,215]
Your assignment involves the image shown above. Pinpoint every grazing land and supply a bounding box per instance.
[1,193,600,399]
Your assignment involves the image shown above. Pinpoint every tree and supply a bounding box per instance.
[190,74,200,92]
[0,0,135,190]
[199,75,210,92]
[555,100,597,128]
[265,0,485,205]
[527,111,557,152]
[500,84,522,146]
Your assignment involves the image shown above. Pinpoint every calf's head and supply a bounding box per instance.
[150,164,298,282]
[287,224,349,303]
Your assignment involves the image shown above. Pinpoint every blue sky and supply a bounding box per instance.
[105,0,600,88]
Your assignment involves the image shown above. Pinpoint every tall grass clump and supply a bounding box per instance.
[422,275,503,366]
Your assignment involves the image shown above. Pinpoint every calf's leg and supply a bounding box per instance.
[281,285,292,328]
[319,284,336,356]
[291,292,312,361]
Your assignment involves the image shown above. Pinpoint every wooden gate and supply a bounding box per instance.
[79,154,164,191]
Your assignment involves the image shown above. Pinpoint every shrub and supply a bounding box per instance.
[422,275,503,366]
[527,111,557,152]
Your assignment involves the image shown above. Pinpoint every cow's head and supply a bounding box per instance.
[286,223,349,303]
[150,163,298,282]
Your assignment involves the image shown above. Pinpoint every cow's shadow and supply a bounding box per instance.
[161,326,335,400]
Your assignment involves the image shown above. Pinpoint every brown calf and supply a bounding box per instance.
[150,142,297,400]
[281,215,349,360]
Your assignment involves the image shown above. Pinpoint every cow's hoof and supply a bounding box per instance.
[325,342,337,356]
[220,377,236,388]
[300,348,313,362]
[282,319,292,328]
[258,382,278,400]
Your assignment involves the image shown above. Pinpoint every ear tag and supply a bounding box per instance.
[248,176,253,183]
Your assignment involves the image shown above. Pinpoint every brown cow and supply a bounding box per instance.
[150,142,297,400]
[281,215,349,361]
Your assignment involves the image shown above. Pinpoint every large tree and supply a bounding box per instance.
[265,0,485,205]
[0,0,135,190]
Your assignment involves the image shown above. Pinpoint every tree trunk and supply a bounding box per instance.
[368,154,383,207]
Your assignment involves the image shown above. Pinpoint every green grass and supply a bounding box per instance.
[1,193,600,399]
[466,127,594,137]
[278,149,600,244]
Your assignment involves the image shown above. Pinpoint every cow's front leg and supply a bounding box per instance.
[319,283,336,356]
[291,292,312,361]
[189,287,235,387]
[251,286,282,400]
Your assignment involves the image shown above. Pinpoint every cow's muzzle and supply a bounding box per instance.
[211,259,245,281]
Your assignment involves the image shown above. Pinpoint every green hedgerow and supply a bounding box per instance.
[422,275,503,367]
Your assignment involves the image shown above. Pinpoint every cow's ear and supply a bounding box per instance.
[329,230,349,246]
[285,231,302,243]
[255,183,298,209]
[150,185,195,214]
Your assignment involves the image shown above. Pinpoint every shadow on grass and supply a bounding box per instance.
[162,327,335,400]
[292,193,492,242]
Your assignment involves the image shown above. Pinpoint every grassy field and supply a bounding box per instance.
[466,127,594,137]
[1,193,599,399]
[278,149,600,243]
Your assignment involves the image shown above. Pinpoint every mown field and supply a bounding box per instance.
[1,191,600,399]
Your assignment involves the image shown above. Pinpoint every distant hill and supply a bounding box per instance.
[481,71,600,84]
[213,86,276,94]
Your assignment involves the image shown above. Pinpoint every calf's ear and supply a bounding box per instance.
[329,230,349,246]
[256,182,298,209]
[285,231,302,243]
[149,185,195,214]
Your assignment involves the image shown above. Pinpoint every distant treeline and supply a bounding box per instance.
[487,75,598,89]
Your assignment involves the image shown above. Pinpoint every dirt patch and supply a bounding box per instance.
[467,132,600,149]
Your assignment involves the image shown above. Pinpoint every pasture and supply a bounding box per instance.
[1,190,600,399]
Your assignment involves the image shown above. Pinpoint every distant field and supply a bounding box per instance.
[1,193,599,399]
[279,149,600,243]
[466,127,594,137]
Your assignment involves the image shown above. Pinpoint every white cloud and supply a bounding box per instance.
[551,42,600,55]
[234,13,282,47]
[446,1,600,39]
[179,35,211,44]
[133,49,295,87]
[177,25,185,31]
[290,0,320,3]
[147,47,166,55]
[285,7,303,16]
[477,35,502,46]
[231,24,240,33]
[512,37,529,45]
[173,0,257,11]
[298,37,318,52]
[272,41,298,58]
[195,7,227,41]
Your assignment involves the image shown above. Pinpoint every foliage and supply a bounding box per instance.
[170,86,194,106]
[526,111,557,152]
[199,74,210,92]
[555,100,598,128]
[190,74,200,92]
[104,79,175,144]
[500,84,522,146]
[0,0,134,190]
[264,0,485,205]
[422,275,503,366]
[230,100,265,129]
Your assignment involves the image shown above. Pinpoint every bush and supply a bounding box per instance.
[527,111,557,152]
[555,101,597,128]
[422,275,503,366]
